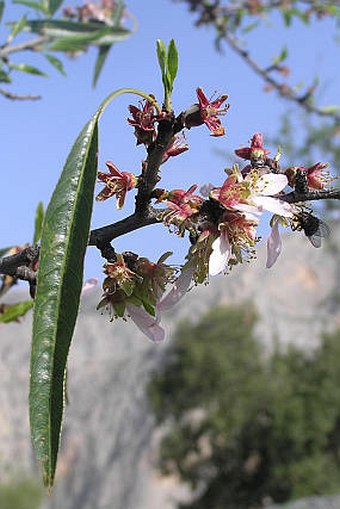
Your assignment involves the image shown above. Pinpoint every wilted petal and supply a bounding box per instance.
[159,266,195,312]
[209,234,231,277]
[266,219,282,268]
[252,196,293,217]
[126,304,165,343]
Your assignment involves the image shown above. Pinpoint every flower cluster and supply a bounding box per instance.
[94,85,336,343]
[155,133,333,282]
[97,252,194,342]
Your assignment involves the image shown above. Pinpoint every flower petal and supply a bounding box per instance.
[209,234,231,277]
[126,304,165,343]
[266,219,282,269]
[255,174,288,195]
[252,196,293,217]
[196,87,209,107]
[231,202,263,215]
[159,266,195,312]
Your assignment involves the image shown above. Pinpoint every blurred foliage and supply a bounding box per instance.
[270,112,340,214]
[271,113,340,172]
[0,0,133,97]
[0,477,44,509]
[148,305,340,508]
[172,1,340,123]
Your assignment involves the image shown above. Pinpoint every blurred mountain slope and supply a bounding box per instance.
[0,222,339,509]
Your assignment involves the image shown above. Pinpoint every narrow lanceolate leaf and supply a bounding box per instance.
[44,53,66,76]
[166,39,178,88]
[10,63,48,77]
[26,19,131,41]
[48,0,63,16]
[33,201,44,244]
[30,113,99,489]
[91,0,124,87]
[12,0,48,13]
[48,27,130,52]
[92,45,111,88]
[156,39,167,76]
[10,14,27,37]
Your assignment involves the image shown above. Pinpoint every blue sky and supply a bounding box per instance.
[1,1,339,280]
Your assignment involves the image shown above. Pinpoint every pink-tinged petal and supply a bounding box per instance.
[209,234,231,277]
[210,94,229,109]
[204,116,225,137]
[266,219,282,269]
[81,278,98,295]
[252,196,293,217]
[126,304,165,343]
[235,147,252,159]
[158,266,195,312]
[255,174,288,195]
[106,161,123,177]
[251,133,265,149]
[96,186,116,202]
[196,87,209,108]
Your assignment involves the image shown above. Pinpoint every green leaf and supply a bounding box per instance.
[10,63,48,77]
[294,9,310,25]
[44,53,66,76]
[166,39,178,89]
[25,19,100,35]
[12,0,48,13]
[49,34,97,52]
[318,105,340,114]
[0,301,33,323]
[282,7,310,26]
[10,15,27,38]
[283,9,292,26]
[0,1,5,23]
[112,0,125,24]
[26,19,130,41]
[272,45,288,66]
[242,21,259,34]
[157,39,178,110]
[92,45,111,88]
[33,202,44,244]
[91,0,125,87]
[48,0,63,16]
[30,112,99,489]
[0,69,11,83]
[246,19,261,33]
[49,27,129,52]
[156,39,167,76]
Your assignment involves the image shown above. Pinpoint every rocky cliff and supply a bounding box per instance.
[0,224,339,509]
